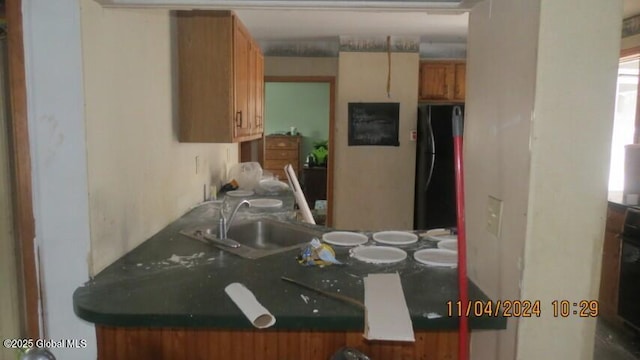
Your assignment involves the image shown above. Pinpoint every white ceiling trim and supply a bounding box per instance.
[94,0,482,10]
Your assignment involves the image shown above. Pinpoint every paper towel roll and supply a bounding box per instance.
[284,164,315,224]
[224,283,276,328]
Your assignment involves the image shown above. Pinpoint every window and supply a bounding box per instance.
[608,57,639,192]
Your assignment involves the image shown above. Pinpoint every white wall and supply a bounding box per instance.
[465,0,621,359]
[465,0,539,357]
[517,1,621,358]
[80,1,237,274]
[265,56,338,77]
[622,33,640,50]
[22,0,96,358]
[334,52,418,230]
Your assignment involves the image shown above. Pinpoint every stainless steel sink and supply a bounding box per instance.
[180,218,323,259]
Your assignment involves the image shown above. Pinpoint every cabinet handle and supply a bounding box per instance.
[235,111,243,127]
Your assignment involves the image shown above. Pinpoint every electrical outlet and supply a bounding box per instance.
[486,196,503,237]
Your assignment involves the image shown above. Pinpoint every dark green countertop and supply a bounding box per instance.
[73,203,506,331]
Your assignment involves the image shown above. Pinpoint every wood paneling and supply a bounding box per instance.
[598,204,625,325]
[6,0,39,338]
[96,326,458,360]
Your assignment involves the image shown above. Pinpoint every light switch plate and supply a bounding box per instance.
[487,196,503,237]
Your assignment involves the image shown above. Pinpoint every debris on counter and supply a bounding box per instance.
[297,238,342,266]
[300,294,310,304]
[424,312,442,319]
[167,252,208,268]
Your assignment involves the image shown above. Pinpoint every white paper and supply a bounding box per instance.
[224,283,276,328]
[284,164,315,224]
[363,273,415,342]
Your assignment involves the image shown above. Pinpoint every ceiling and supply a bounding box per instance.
[236,9,468,43]
[232,0,640,55]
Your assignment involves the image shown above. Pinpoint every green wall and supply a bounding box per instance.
[265,82,330,165]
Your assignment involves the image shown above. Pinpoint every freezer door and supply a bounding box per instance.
[414,106,434,229]
[414,105,463,230]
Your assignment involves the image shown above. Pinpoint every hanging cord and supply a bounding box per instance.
[386,36,391,98]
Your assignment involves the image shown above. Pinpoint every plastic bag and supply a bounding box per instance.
[228,162,263,190]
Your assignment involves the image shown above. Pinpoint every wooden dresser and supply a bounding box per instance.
[264,135,301,181]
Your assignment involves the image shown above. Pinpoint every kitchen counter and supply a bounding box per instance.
[73,201,505,359]
[73,202,504,330]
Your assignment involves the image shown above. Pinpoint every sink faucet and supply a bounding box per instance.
[218,199,251,240]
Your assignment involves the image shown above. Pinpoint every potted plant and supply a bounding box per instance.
[310,140,328,167]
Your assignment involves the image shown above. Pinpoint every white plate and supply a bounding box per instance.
[322,231,369,247]
[437,239,458,252]
[372,231,418,245]
[423,228,457,242]
[414,249,458,268]
[226,190,254,197]
[258,179,289,192]
[248,198,283,208]
[351,246,407,264]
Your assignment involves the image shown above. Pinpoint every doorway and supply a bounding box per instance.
[264,76,335,226]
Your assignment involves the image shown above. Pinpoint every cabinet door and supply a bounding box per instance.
[254,49,264,136]
[598,205,625,324]
[247,42,257,133]
[453,63,466,101]
[233,21,251,140]
[419,62,454,101]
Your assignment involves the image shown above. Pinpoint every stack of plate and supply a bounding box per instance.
[423,228,457,242]
[350,246,407,264]
[322,231,368,247]
[414,228,459,268]
[372,231,418,245]
[413,248,457,268]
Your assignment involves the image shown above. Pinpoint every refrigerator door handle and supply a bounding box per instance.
[425,117,436,188]
[426,153,435,188]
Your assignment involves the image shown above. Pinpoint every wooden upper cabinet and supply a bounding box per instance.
[453,63,466,101]
[233,20,252,140]
[419,60,466,103]
[253,49,264,136]
[177,10,264,143]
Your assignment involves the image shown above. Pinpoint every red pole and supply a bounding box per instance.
[452,106,469,360]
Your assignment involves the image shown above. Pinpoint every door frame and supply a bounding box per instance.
[6,0,40,338]
[264,76,336,226]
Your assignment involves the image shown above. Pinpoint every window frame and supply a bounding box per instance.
[621,46,640,143]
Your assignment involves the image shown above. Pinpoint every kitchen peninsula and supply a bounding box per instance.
[73,203,506,359]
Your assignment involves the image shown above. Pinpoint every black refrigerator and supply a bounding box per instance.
[413,104,464,230]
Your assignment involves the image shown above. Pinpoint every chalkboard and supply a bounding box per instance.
[348,102,400,146]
